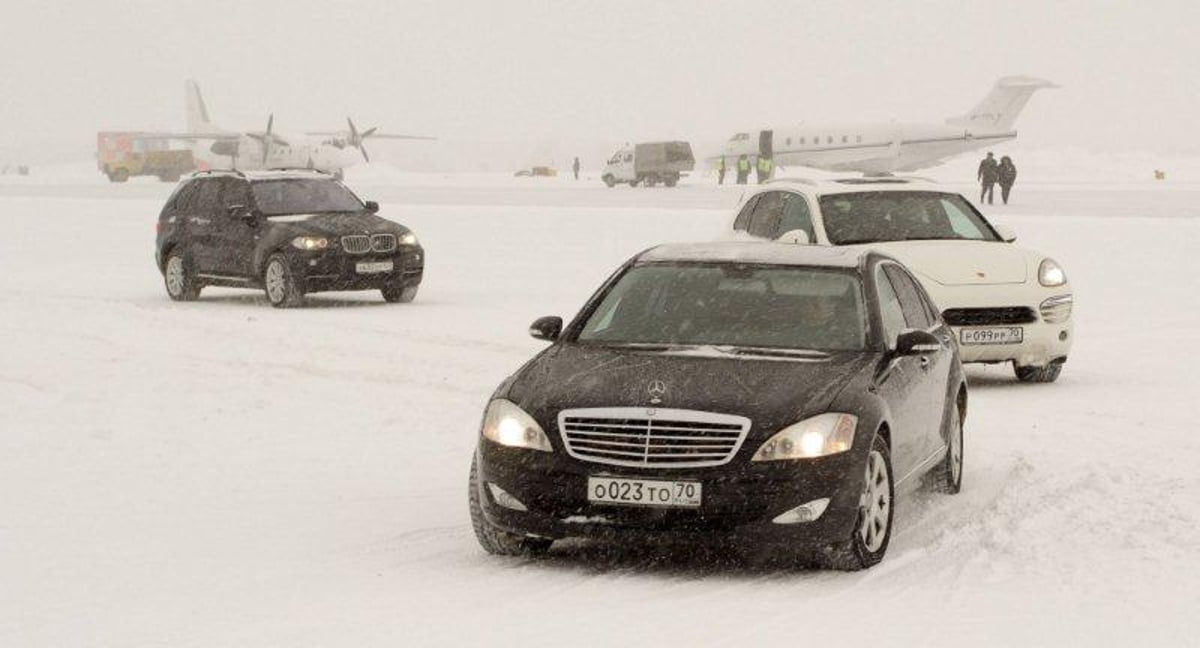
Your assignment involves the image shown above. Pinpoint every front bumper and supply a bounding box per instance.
[288,246,424,293]
[474,440,865,551]
[930,283,1073,367]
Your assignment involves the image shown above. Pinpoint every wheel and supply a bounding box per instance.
[818,434,894,571]
[1014,362,1062,383]
[163,249,201,301]
[109,168,129,183]
[628,179,639,187]
[664,174,678,187]
[263,254,304,308]
[468,456,552,556]
[929,401,964,494]
[381,283,418,303]
[602,174,615,188]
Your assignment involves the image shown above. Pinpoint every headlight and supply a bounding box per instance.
[1038,258,1067,287]
[481,399,552,452]
[399,232,419,246]
[752,413,857,461]
[291,236,328,251]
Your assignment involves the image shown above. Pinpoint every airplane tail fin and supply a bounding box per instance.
[185,79,216,133]
[946,76,1058,132]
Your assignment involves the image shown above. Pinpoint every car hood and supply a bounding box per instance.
[860,240,1028,286]
[265,211,405,237]
[506,343,877,440]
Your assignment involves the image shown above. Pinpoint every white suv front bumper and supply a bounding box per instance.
[926,283,1074,367]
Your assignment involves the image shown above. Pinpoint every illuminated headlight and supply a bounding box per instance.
[291,236,328,251]
[481,399,553,452]
[752,413,856,462]
[1038,258,1067,287]
[399,232,419,246]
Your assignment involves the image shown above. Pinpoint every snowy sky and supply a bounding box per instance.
[1,0,1197,163]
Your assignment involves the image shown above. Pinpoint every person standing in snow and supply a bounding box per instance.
[572,157,580,180]
[715,156,726,185]
[977,151,999,205]
[736,154,750,184]
[998,156,1017,204]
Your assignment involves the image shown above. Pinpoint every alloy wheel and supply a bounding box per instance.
[165,256,185,297]
[859,450,891,553]
[266,260,286,303]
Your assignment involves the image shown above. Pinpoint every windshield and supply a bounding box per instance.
[577,263,867,352]
[819,191,999,244]
[251,179,363,216]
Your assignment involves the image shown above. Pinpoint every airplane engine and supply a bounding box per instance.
[210,140,239,157]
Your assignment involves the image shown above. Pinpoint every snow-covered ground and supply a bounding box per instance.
[2,170,1199,646]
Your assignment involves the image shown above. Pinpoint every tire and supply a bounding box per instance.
[468,456,552,556]
[628,179,639,187]
[163,249,201,301]
[263,253,304,308]
[602,174,615,188]
[818,434,894,571]
[929,401,964,494]
[664,174,678,187]
[109,168,129,183]
[1014,362,1062,383]
[381,283,418,303]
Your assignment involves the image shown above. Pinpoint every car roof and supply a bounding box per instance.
[184,169,334,182]
[757,176,948,196]
[639,241,871,269]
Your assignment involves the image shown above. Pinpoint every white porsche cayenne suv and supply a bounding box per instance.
[729,177,1073,382]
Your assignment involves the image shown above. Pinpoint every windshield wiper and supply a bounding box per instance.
[716,345,831,359]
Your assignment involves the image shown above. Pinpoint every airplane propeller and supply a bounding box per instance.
[346,117,379,163]
[246,114,289,166]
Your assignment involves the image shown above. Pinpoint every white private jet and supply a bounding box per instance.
[718,76,1057,175]
[167,80,434,178]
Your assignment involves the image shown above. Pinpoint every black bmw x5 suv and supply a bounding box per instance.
[155,169,424,307]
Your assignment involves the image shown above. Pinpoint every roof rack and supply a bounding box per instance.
[189,168,245,177]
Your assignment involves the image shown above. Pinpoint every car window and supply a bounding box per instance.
[220,178,252,210]
[883,264,933,329]
[193,179,223,214]
[779,193,815,241]
[168,180,200,213]
[875,266,908,349]
[819,191,1000,244]
[748,191,783,238]
[941,197,990,239]
[732,195,760,231]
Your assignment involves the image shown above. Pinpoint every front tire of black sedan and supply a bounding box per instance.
[164,249,201,302]
[381,283,418,304]
[468,456,552,557]
[264,254,304,308]
[819,434,894,571]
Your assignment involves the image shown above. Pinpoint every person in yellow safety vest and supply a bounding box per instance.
[715,157,726,185]
[756,156,773,184]
[736,154,751,184]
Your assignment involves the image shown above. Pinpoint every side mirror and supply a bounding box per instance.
[364,201,380,214]
[777,229,811,245]
[895,329,941,356]
[993,223,1017,242]
[228,204,259,224]
[529,316,563,341]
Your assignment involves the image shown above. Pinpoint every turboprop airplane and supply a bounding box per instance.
[718,76,1057,175]
[170,80,434,178]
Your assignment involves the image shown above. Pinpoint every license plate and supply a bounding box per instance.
[587,476,701,508]
[356,260,393,274]
[959,327,1024,345]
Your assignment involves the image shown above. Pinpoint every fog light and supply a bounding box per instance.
[1059,330,1068,341]
[772,498,830,524]
[487,482,528,511]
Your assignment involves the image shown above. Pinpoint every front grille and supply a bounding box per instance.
[558,408,751,468]
[371,233,396,253]
[341,235,371,254]
[942,306,1037,326]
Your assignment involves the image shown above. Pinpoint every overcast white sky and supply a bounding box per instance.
[1,0,1197,163]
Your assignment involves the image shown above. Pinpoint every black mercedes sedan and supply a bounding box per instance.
[469,242,966,570]
[155,169,424,307]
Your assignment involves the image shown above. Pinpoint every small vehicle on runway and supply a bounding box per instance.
[469,242,966,570]
[730,177,1074,382]
[155,169,424,307]
[602,141,695,188]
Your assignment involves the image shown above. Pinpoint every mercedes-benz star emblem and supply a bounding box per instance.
[647,380,667,404]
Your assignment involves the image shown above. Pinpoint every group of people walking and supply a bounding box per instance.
[715,154,773,186]
[977,152,1018,205]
